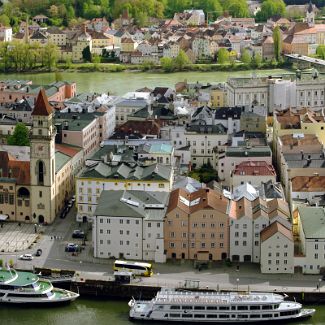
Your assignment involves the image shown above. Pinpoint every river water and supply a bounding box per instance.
[0,69,292,95]
[0,299,323,325]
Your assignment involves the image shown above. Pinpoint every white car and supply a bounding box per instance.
[19,254,33,261]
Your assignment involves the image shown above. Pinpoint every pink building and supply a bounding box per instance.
[0,81,76,104]
[165,188,230,261]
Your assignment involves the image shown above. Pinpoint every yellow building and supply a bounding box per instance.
[210,86,227,108]
[0,90,79,224]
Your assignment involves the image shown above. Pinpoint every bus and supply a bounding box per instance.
[113,260,153,277]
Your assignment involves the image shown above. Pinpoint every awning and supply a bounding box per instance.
[0,215,8,221]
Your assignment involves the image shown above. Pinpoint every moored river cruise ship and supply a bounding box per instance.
[0,268,79,304]
[129,288,315,323]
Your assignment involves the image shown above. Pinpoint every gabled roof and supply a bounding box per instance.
[260,222,293,242]
[31,89,52,116]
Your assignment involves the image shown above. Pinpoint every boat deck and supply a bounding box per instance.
[155,290,284,305]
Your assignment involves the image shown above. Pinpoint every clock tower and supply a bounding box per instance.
[30,89,56,224]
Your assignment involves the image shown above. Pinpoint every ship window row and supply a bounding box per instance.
[168,313,280,319]
[170,304,277,311]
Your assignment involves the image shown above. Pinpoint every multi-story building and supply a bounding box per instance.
[165,188,229,261]
[47,27,67,46]
[229,197,291,263]
[294,206,325,274]
[0,80,76,104]
[0,90,76,224]
[216,146,272,186]
[260,222,294,274]
[136,143,174,166]
[93,190,169,262]
[76,161,173,222]
[55,112,101,158]
[230,161,277,188]
[226,74,325,112]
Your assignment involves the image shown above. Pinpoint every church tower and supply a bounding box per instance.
[306,0,315,27]
[30,89,56,224]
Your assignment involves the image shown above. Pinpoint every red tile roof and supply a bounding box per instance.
[31,89,53,116]
[0,151,30,185]
[233,161,276,176]
[55,144,82,157]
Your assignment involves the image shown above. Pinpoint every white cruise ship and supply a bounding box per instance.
[0,268,79,304]
[129,288,315,323]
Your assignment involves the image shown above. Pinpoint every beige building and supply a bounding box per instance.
[230,161,276,188]
[0,90,77,224]
[260,222,294,274]
[165,188,229,261]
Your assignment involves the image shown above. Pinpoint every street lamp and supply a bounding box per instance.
[236,278,239,292]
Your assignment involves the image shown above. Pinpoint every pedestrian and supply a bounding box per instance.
[51,236,53,240]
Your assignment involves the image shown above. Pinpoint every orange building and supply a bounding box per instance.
[165,188,229,261]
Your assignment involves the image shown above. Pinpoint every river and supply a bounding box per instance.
[0,299,323,325]
[0,69,292,95]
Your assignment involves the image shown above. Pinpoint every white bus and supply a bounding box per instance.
[113,260,153,277]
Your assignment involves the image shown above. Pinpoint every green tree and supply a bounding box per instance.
[92,54,101,69]
[252,53,262,67]
[273,26,282,61]
[165,0,191,17]
[256,0,286,22]
[0,42,11,71]
[0,14,10,26]
[241,48,251,64]
[82,45,92,62]
[174,50,190,70]
[193,0,223,20]
[316,45,325,59]
[43,43,59,71]
[160,57,174,72]
[7,123,30,146]
[224,0,249,18]
[217,48,229,64]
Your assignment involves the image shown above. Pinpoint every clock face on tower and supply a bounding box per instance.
[33,143,48,158]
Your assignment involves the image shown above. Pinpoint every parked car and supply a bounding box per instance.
[71,196,76,203]
[35,249,42,256]
[65,243,79,252]
[19,254,33,261]
[67,201,73,208]
[60,210,66,219]
[72,230,85,239]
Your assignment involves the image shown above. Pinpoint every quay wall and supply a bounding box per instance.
[34,267,325,303]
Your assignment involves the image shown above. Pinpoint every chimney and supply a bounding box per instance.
[82,23,86,34]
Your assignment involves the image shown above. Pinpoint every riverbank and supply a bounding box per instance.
[0,61,292,74]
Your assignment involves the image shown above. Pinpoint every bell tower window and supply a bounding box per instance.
[38,161,44,185]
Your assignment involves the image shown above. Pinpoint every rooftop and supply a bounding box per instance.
[95,190,169,221]
[298,206,325,239]
[233,161,276,176]
[260,222,293,242]
[225,146,272,157]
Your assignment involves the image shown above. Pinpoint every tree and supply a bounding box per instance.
[224,0,249,18]
[82,45,92,62]
[316,45,325,59]
[0,14,10,26]
[193,0,223,20]
[92,54,101,69]
[252,53,262,67]
[43,43,59,71]
[7,123,30,146]
[256,0,286,22]
[160,57,174,72]
[174,50,190,70]
[273,26,282,62]
[241,48,251,64]
[217,48,229,64]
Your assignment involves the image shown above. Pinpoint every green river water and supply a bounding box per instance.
[0,68,292,95]
[0,299,323,325]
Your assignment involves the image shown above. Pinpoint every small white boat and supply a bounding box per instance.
[0,268,79,305]
[129,288,315,323]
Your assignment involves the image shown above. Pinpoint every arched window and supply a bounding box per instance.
[38,161,44,185]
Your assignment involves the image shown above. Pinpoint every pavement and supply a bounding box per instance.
[0,223,39,253]
[1,209,325,293]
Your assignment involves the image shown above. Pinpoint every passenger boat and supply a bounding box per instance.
[0,268,79,304]
[128,288,315,323]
